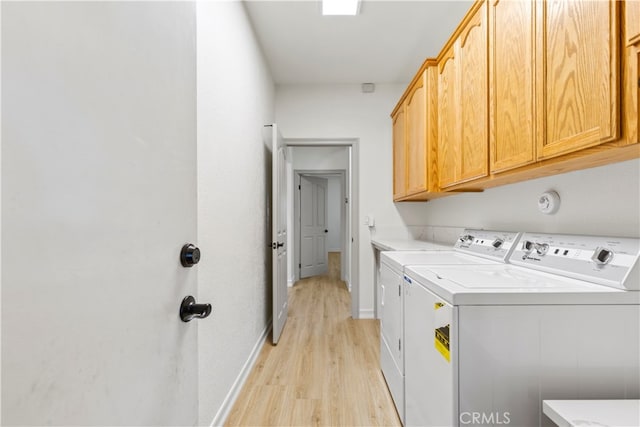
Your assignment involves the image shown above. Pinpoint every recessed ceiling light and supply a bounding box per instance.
[322,0,360,16]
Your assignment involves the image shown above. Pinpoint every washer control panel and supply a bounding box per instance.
[454,229,521,262]
[510,233,640,290]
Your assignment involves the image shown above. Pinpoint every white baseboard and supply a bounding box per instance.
[288,279,294,288]
[359,308,374,319]
[210,320,272,427]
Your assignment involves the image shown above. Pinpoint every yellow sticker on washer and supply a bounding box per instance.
[434,302,444,310]
[435,325,450,362]
[435,338,450,362]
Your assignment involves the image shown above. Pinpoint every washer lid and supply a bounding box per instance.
[372,239,451,251]
[405,264,640,305]
[380,250,499,272]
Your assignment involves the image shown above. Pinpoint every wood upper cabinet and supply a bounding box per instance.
[406,64,439,196]
[393,0,639,201]
[437,46,459,189]
[536,0,620,160]
[392,61,439,201]
[392,107,406,200]
[489,0,536,173]
[438,0,488,189]
[458,0,488,183]
[405,71,428,195]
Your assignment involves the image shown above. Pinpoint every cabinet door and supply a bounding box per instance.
[392,107,407,200]
[624,0,640,145]
[459,1,489,183]
[425,65,440,191]
[406,71,428,195]
[536,0,620,159]
[626,0,640,46]
[623,42,639,146]
[489,0,536,172]
[624,47,640,144]
[438,47,459,189]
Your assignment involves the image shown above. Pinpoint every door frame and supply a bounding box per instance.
[285,138,360,319]
[294,170,345,282]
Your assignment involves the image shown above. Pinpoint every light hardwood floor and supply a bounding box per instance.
[225,253,401,427]
[327,252,341,282]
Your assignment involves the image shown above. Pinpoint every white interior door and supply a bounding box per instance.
[2,2,200,425]
[300,176,329,278]
[271,124,289,344]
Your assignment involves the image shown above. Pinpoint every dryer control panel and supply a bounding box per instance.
[454,229,521,262]
[510,233,640,290]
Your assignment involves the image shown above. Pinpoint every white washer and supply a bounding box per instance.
[379,229,522,425]
[404,232,640,427]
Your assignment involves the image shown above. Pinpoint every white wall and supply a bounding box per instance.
[276,84,420,317]
[421,158,640,238]
[197,2,274,425]
[292,146,349,170]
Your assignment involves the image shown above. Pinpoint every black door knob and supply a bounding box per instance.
[180,296,212,322]
[180,243,200,267]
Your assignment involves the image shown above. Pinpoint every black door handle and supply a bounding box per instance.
[277,242,284,248]
[179,296,212,322]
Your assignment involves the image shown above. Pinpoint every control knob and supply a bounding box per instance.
[459,234,474,244]
[535,243,550,256]
[592,247,614,266]
[522,240,534,253]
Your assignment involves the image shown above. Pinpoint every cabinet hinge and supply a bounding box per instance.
[299,263,301,269]
[399,284,401,297]
[399,339,402,352]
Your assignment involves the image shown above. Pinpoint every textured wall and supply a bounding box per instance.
[421,158,640,238]
[196,2,275,425]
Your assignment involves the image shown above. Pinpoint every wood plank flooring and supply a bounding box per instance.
[225,254,401,427]
[327,252,341,282]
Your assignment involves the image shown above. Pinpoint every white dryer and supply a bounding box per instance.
[404,232,640,427]
[379,229,522,425]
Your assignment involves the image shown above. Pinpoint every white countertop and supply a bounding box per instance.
[370,238,451,251]
[543,400,640,427]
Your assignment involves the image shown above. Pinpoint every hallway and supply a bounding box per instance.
[225,254,401,426]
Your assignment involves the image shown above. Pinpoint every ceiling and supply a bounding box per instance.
[243,0,473,85]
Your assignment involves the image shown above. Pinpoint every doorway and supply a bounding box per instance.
[295,171,346,281]
[285,141,360,319]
